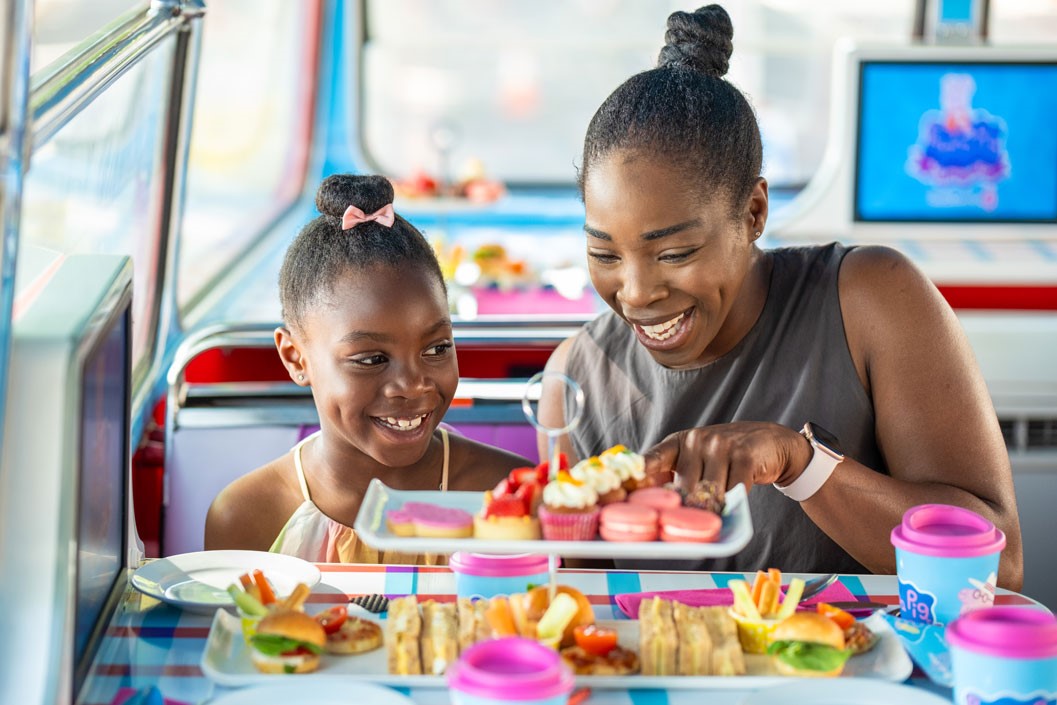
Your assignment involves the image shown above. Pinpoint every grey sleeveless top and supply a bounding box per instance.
[564,243,884,574]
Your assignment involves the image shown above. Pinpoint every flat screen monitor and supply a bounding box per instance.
[855,60,1057,223]
[73,294,131,694]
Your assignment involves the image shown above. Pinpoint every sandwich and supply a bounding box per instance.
[386,595,422,674]
[702,606,746,675]
[673,602,713,676]
[421,600,458,675]
[638,596,677,675]
[767,611,851,677]
[456,597,478,653]
[248,608,326,674]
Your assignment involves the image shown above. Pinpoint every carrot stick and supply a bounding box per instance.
[750,570,767,606]
[238,573,254,590]
[253,569,276,605]
[567,688,591,705]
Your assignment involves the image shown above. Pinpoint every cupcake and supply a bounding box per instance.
[599,445,648,492]
[569,455,626,504]
[537,472,599,541]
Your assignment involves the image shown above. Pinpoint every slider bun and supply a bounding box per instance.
[257,608,326,649]
[771,612,847,678]
[771,612,845,651]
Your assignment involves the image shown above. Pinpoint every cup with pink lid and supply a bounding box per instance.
[448,552,554,600]
[447,637,574,705]
[890,504,1005,625]
[947,606,1057,705]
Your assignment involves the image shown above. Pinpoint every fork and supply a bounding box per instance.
[349,593,389,613]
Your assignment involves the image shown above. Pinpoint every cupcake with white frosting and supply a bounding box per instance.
[570,455,626,505]
[537,471,600,541]
[599,445,648,491]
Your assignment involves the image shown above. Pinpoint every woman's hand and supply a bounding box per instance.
[643,421,812,493]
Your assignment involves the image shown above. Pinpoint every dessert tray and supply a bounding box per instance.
[201,609,912,689]
[352,479,753,560]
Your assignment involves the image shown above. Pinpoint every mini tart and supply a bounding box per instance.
[599,444,648,492]
[473,514,541,540]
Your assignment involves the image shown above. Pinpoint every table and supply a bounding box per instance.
[78,566,1039,705]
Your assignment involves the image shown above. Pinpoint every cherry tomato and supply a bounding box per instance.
[315,605,348,634]
[573,624,618,656]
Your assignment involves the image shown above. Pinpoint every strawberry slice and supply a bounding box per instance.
[484,495,528,518]
[514,482,537,514]
[509,467,538,487]
[492,478,514,497]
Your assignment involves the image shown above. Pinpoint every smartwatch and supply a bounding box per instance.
[774,422,844,502]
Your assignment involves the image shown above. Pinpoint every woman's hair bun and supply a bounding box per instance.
[656,4,734,79]
[315,173,395,220]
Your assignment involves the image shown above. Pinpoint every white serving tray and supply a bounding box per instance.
[352,479,753,559]
[201,608,911,689]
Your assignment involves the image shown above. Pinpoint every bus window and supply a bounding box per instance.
[359,0,922,191]
[20,39,176,379]
[31,0,143,74]
[177,0,318,314]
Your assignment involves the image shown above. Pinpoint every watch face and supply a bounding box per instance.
[807,422,843,456]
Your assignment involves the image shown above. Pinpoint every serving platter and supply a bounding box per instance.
[201,609,912,689]
[352,479,753,559]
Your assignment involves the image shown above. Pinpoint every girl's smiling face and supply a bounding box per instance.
[287,264,457,470]
[583,151,768,369]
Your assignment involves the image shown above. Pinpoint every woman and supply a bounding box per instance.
[538,4,1023,587]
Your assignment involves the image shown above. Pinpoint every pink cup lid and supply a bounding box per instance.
[449,552,555,578]
[890,504,1006,558]
[947,607,1057,659]
[447,637,575,700]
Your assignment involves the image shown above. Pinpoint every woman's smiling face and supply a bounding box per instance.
[296,264,458,469]
[583,151,766,369]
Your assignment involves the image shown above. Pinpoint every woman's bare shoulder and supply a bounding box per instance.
[204,455,302,551]
[445,433,532,491]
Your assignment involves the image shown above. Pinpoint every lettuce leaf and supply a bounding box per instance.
[767,640,851,672]
[249,633,322,656]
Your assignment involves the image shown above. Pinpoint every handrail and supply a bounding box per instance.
[29,0,203,152]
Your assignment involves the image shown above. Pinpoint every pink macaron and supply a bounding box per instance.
[658,506,722,543]
[627,487,682,512]
[599,503,659,542]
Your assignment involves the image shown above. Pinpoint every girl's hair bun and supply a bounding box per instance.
[315,173,395,221]
[656,4,733,79]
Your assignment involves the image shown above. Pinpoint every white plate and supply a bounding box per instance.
[352,478,754,559]
[740,677,952,704]
[208,681,413,705]
[202,608,910,689]
[131,550,321,614]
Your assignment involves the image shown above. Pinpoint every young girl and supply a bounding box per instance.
[205,174,530,563]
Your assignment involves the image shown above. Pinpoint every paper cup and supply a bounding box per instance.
[890,504,1005,625]
[729,608,780,654]
[948,607,1057,705]
[449,553,553,600]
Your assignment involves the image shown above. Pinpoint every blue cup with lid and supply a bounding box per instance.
[449,553,553,600]
[890,504,1005,625]
[947,606,1057,705]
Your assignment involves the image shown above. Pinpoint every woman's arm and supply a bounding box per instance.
[815,245,1022,587]
[645,247,1023,589]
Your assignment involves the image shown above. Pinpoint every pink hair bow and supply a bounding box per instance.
[341,203,395,230]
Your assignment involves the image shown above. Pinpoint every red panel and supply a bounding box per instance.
[938,285,1057,311]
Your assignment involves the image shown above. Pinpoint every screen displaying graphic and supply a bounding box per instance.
[856,61,1057,222]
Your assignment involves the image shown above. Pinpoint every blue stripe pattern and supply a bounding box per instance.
[384,565,418,597]
[606,571,643,620]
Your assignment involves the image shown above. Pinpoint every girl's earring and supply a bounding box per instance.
[754,231,762,239]
[298,374,305,382]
